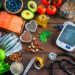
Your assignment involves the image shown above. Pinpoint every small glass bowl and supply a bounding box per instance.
[20,30,32,43]
[10,62,24,75]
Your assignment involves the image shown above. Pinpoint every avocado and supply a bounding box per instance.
[21,10,34,20]
[28,1,37,13]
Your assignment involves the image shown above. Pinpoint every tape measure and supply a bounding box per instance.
[34,57,44,70]
[23,57,45,75]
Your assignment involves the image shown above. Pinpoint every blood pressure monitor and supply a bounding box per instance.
[56,22,75,51]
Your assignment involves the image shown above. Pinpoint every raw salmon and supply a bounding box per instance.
[0,11,25,34]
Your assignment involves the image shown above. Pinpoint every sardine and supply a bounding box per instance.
[5,38,20,52]
[3,35,17,48]
[0,33,12,45]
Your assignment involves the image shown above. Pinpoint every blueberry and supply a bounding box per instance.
[7,6,10,9]
[8,0,11,1]
[57,24,60,27]
[8,8,10,11]
[10,9,13,12]
[62,25,64,28]
[6,0,21,12]
[19,4,21,7]
[14,0,17,3]
[10,0,13,3]
[54,25,58,28]
[58,27,62,31]
[19,3,21,4]
[13,6,15,8]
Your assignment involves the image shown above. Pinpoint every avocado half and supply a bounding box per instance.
[28,1,37,13]
[21,10,34,20]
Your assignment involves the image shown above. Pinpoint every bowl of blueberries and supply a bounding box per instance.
[4,0,23,14]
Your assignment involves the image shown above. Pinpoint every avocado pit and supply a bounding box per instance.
[30,3,35,9]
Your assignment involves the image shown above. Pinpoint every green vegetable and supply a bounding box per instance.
[43,31,51,37]
[40,33,47,42]
[0,61,10,74]
[0,2,2,9]
[0,66,4,70]
[0,49,6,61]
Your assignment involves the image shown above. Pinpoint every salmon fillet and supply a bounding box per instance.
[0,11,24,34]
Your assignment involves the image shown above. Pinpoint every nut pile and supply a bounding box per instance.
[9,53,22,62]
[65,1,75,13]
[26,37,45,53]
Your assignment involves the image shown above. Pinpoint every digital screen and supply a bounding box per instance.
[59,25,75,46]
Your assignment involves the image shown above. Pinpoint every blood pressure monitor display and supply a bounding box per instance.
[59,25,75,46]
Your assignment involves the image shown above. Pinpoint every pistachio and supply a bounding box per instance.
[33,37,36,40]
[32,49,35,52]
[32,45,35,48]
[31,42,34,46]
[35,49,39,51]
[28,45,32,48]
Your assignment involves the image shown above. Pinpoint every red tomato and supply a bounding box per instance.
[52,0,62,7]
[47,5,57,15]
[38,5,46,14]
[42,0,50,6]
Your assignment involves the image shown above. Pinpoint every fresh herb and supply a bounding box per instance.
[40,33,47,43]
[43,31,51,37]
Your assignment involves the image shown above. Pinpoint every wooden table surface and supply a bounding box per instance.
[1,0,75,75]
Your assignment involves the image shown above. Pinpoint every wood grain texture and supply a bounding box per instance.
[1,0,75,75]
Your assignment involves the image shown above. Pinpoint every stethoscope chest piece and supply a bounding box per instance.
[49,53,57,60]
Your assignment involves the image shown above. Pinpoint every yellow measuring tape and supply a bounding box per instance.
[35,57,44,68]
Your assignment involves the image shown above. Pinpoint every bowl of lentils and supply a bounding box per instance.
[4,0,23,14]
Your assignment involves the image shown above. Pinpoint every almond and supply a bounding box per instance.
[34,40,38,46]
[26,48,30,51]
[32,49,35,52]
[34,51,39,53]
[32,45,35,48]
[30,48,33,52]
[31,42,34,46]
[39,47,45,50]
[34,46,39,49]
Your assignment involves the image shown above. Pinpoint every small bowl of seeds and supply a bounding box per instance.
[4,0,23,14]
[10,62,24,75]
[20,30,32,43]
[25,20,37,32]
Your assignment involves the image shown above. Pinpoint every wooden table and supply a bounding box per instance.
[1,0,75,75]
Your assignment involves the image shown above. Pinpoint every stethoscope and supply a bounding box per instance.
[49,53,75,75]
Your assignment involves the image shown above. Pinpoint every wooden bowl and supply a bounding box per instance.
[4,0,23,14]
